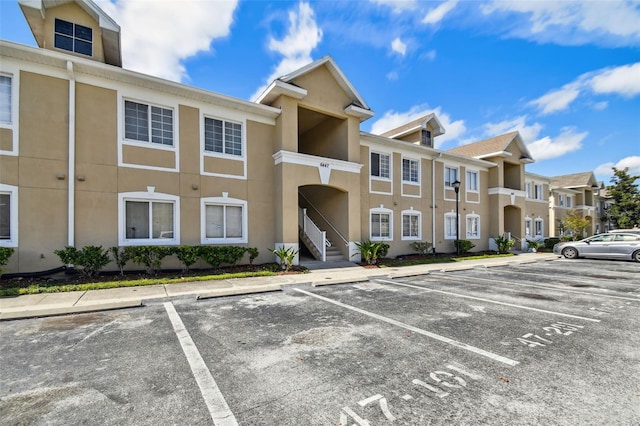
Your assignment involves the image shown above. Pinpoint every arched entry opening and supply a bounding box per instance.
[298,185,352,262]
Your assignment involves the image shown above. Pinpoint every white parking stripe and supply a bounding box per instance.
[430,271,640,302]
[292,288,519,366]
[378,280,601,323]
[164,302,238,426]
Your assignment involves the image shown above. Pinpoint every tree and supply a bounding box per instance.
[563,210,591,240]
[606,167,640,229]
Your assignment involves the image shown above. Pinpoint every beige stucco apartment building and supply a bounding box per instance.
[0,0,605,274]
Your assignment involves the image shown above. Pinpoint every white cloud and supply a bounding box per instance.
[483,116,543,143]
[595,156,640,178]
[422,0,459,25]
[420,50,437,61]
[589,63,640,97]
[391,37,407,56]
[369,104,466,149]
[527,127,587,161]
[591,101,609,111]
[482,0,640,46]
[529,62,640,115]
[97,0,238,82]
[386,71,399,81]
[251,2,323,101]
[370,0,417,13]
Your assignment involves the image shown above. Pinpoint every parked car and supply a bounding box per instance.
[610,228,640,235]
[553,233,640,262]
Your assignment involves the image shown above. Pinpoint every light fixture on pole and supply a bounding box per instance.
[452,180,461,255]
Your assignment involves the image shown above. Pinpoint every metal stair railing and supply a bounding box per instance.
[299,207,326,261]
[298,192,349,248]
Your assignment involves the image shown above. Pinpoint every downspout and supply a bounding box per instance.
[432,155,437,252]
[67,61,75,247]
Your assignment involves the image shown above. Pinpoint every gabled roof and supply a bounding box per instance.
[447,131,534,163]
[378,113,445,138]
[550,171,598,189]
[255,56,373,119]
[19,0,122,67]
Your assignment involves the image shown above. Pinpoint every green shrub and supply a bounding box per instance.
[454,239,475,254]
[0,247,15,277]
[269,246,299,271]
[544,238,561,249]
[378,242,390,258]
[353,240,387,265]
[526,239,543,251]
[125,246,171,275]
[109,246,131,276]
[54,245,111,277]
[246,247,259,264]
[494,234,515,254]
[411,241,433,255]
[172,246,200,272]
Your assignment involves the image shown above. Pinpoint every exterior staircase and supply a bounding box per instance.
[325,245,345,262]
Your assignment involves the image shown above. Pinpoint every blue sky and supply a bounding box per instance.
[2,0,639,183]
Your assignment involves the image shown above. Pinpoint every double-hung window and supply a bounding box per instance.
[535,218,544,237]
[120,192,179,245]
[54,18,92,56]
[466,171,478,192]
[444,212,458,239]
[525,182,532,199]
[534,184,543,200]
[558,194,565,207]
[124,100,174,146]
[0,185,17,247]
[370,208,392,240]
[402,158,419,183]
[525,218,533,237]
[402,210,420,239]
[202,197,247,243]
[466,215,480,239]
[445,166,458,188]
[566,196,573,208]
[370,152,390,179]
[0,75,11,124]
[204,117,242,156]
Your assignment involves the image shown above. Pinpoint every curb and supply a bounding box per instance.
[0,300,143,321]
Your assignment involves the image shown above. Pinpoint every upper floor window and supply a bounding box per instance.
[371,152,390,179]
[566,196,573,208]
[0,75,11,124]
[54,18,92,56]
[204,117,242,156]
[534,184,543,200]
[445,166,458,188]
[402,158,419,183]
[466,171,478,192]
[526,182,532,198]
[421,129,432,146]
[558,194,565,207]
[124,100,174,146]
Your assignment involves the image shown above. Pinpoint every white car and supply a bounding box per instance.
[553,233,640,262]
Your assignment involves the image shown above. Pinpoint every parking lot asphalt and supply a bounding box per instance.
[1,255,639,425]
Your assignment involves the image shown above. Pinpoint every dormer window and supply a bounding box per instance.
[421,129,432,147]
[54,18,92,56]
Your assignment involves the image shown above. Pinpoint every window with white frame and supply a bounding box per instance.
[535,218,544,237]
[525,182,532,199]
[204,117,242,156]
[558,194,565,207]
[370,152,390,179]
[402,158,419,183]
[370,208,392,240]
[0,74,11,124]
[444,166,458,188]
[466,214,480,239]
[444,212,458,239]
[119,192,179,245]
[567,196,573,208]
[534,184,543,200]
[124,100,174,146]
[201,197,247,243]
[54,18,92,56]
[466,171,478,192]
[0,185,18,247]
[402,210,421,239]
[525,217,533,237]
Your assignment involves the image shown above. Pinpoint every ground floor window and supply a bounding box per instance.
[402,210,421,240]
[370,208,392,240]
[201,196,247,243]
[444,212,458,240]
[466,214,480,239]
[535,218,544,238]
[525,218,533,237]
[0,184,17,247]
[119,191,179,245]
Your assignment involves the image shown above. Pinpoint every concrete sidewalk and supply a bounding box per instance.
[0,252,558,321]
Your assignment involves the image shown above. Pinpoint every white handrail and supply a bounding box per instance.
[299,192,349,247]
[299,208,326,261]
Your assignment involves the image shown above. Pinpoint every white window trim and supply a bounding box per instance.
[566,196,573,208]
[524,217,533,238]
[370,206,393,241]
[0,184,18,247]
[369,149,393,195]
[200,115,247,180]
[117,94,179,172]
[525,182,532,199]
[401,209,422,240]
[465,214,480,240]
[444,165,460,201]
[401,156,421,198]
[0,70,19,156]
[466,170,479,193]
[534,218,544,238]
[444,211,459,240]
[201,196,248,244]
[118,190,180,246]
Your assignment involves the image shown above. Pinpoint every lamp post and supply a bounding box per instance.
[452,180,461,255]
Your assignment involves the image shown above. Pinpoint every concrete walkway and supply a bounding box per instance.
[0,252,558,321]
